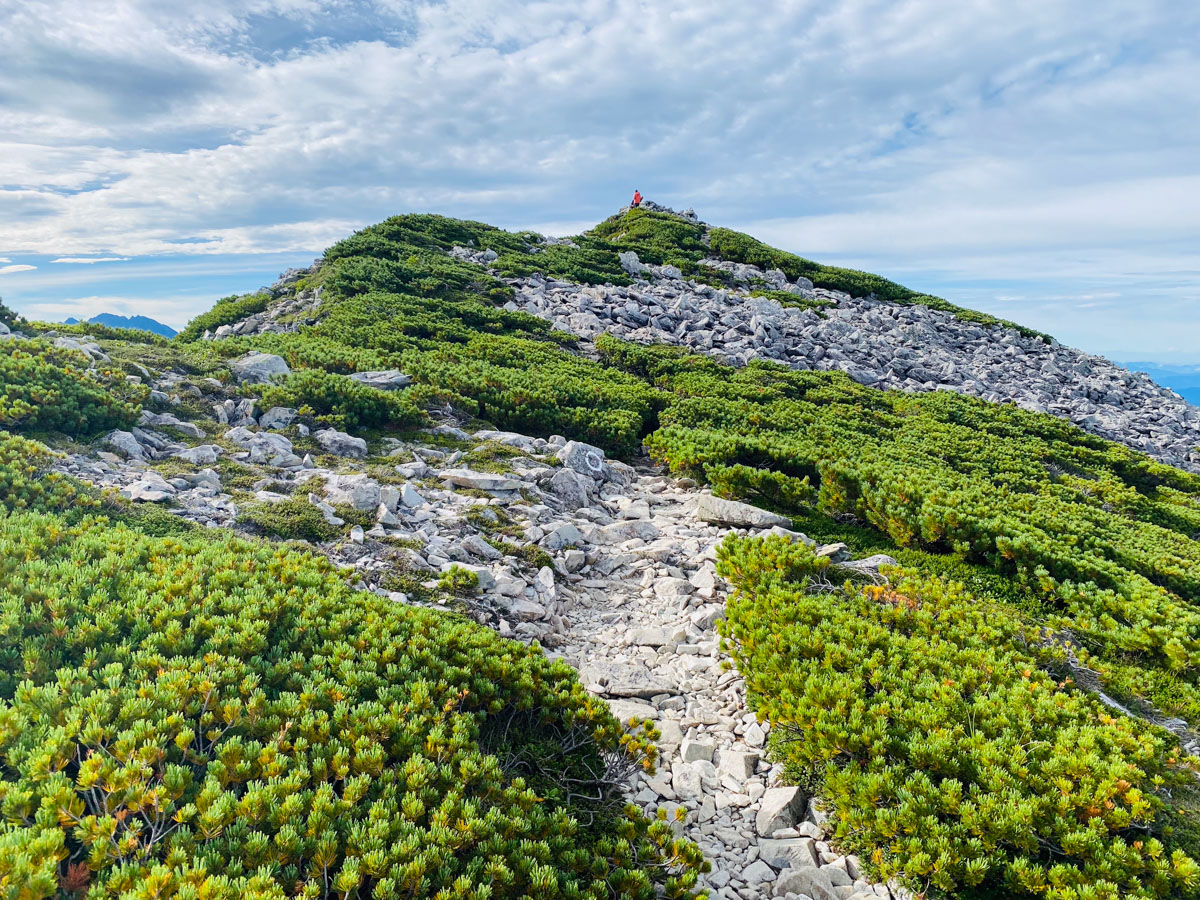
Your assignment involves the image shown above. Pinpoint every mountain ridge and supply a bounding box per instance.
[63,311,178,337]
[4,205,1200,900]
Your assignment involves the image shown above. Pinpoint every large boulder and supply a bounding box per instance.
[618,250,647,276]
[579,661,678,698]
[323,473,381,511]
[226,427,300,466]
[696,493,792,529]
[772,867,838,900]
[314,428,368,458]
[229,352,290,384]
[756,786,806,836]
[556,440,607,480]
[547,468,592,510]
[121,473,176,503]
[174,444,222,465]
[439,469,522,492]
[259,406,296,430]
[105,430,145,461]
[139,411,204,439]
[348,370,411,391]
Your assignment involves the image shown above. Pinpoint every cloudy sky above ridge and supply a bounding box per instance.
[1,0,1197,360]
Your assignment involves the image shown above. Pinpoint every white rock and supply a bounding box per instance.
[756,786,806,836]
[348,370,411,390]
[542,522,583,550]
[556,440,607,479]
[696,493,792,529]
[718,749,760,781]
[439,469,521,491]
[230,352,290,384]
[105,430,145,460]
[681,738,715,763]
[259,407,297,429]
[314,428,368,458]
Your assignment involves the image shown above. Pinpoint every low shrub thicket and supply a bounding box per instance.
[238,496,343,543]
[597,338,1200,721]
[260,370,423,431]
[716,534,1200,899]
[0,432,88,512]
[0,506,706,899]
[0,340,145,435]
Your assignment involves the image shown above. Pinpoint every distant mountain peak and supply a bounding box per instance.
[65,312,177,338]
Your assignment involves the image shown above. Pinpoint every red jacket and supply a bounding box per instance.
[632,191,642,207]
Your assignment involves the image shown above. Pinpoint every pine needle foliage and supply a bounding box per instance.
[0,507,707,900]
[716,534,1200,899]
[0,340,145,435]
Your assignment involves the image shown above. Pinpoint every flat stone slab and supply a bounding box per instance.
[696,493,792,529]
[580,662,678,699]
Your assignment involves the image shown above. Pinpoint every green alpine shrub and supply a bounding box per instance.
[0,340,145,435]
[260,369,423,430]
[0,511,706,899]
[717,534,1200,899]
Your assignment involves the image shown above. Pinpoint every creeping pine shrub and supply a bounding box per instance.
[716,534,1200,900]
[615,341,1200,720]
[0,511,707,900]
[238,497,342,542]
[260,369,424,430]
[0,431,89,512]
[0,340,146,435]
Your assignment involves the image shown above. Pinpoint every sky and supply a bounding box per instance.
[1,0,1197,361]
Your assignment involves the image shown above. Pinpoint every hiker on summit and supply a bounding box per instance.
[631,189,642,208]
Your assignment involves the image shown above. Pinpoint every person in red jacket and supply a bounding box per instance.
[631,189,643,208]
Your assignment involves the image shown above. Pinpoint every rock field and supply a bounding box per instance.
[506,252,1200,473]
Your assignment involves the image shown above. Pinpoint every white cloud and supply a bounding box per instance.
[0,0,1196,354]
[0,264,36,274]
[0,257,10,263]
[50,256,132,264]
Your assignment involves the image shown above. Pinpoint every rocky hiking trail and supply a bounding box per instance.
[47,361,899,900]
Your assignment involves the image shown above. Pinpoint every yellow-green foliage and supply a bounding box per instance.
[0,507,706,899]
[717,534,1200,899]
[602,338,1200,722]
[0,432,89,513]
[183,217,664,455]
[260,370,423,431]
[0,340,145,435]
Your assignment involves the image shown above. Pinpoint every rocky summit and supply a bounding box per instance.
[4,206,1200,900]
